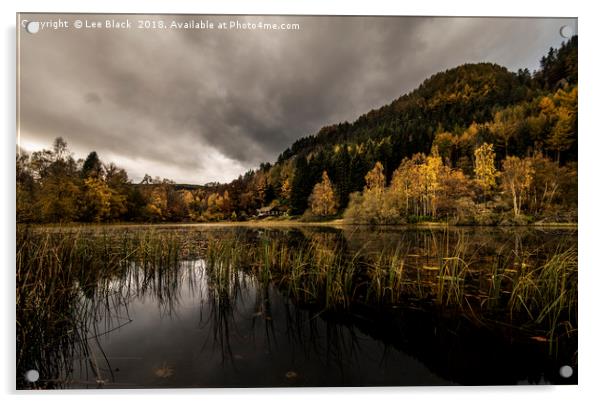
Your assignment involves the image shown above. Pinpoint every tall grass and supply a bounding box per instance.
[509,247,578,342]
[16,224,578,388]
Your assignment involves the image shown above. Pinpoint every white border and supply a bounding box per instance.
[3,1,600,402]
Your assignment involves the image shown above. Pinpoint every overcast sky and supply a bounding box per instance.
[18,14,577,184]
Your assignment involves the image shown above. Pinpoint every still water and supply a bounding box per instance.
[18,225,578,388]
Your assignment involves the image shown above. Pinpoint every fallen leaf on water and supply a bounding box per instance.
[285,371,297,380]
[531,336,548,342]
[154,362,174,378]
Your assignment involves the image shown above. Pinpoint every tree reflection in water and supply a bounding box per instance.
[16,226,577,388]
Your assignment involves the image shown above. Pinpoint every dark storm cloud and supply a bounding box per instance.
[18,15,576,184]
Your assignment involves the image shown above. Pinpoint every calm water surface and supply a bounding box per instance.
[19,225,578,388]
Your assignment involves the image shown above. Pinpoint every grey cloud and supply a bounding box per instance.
[84,92,102,104]
[18,14,576,184]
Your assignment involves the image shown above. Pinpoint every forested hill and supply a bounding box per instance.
[280,34,577,165]
[274,36,577,214]
[279,62,530,164]
[16,36,577,224]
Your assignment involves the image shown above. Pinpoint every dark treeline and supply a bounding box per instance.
[16,37,577,225]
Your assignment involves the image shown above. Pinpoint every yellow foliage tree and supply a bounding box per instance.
[421,148,443,216]
[82,177,112,222]
[364,161,385,193]
[390,158,415,215]
[474,143,498,195]
[146,186,168,221]
[309,171,338,216]
[281,178,292,201]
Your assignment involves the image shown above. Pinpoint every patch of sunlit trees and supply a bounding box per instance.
[344,142,576,225]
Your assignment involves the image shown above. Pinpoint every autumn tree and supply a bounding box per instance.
[420,148,443,217]
[309,171,338,216]
[389,150,443,218]
[281,178,292,202]
[104,162,129,220]
[474,143,497,196]
[346,160,414,224]
[364,161,386,193]
[390,157,419,216]
[34,138,81,222]
[364,161,400,221]
[437,168,474,220]
[80,177,113,222]
[501,156,534,217]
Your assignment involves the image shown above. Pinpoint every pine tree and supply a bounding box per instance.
[290,156,312,214]
[333,144,352,208]
[547,87,577,162]
[82,151,103,178]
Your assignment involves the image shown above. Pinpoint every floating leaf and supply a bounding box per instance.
[154,362,174,378]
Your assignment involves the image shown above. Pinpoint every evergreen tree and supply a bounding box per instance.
[290,156,312,214]
[82,151,103,178]
[333,145,352,208]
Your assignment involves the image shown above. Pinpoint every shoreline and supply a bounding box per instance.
[19,219,578,230]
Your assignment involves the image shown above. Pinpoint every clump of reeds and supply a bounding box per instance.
[16,225,189,388]
[509,247,577,342]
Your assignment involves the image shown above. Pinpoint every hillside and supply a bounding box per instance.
[280,62,530,163]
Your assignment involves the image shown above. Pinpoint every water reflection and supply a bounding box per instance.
[16,226,577,388]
